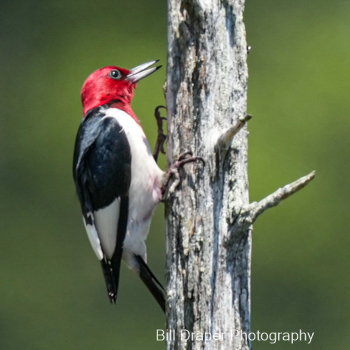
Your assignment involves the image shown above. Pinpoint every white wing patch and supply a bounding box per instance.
[83,198,121,260]
[83,214,103,260]
[94,197,121,259]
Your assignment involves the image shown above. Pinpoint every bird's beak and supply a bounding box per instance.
[127,60,162,83]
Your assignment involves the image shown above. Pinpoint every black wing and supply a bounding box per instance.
[73,108,131,303]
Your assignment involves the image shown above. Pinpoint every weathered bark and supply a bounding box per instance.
[165,1,314,350]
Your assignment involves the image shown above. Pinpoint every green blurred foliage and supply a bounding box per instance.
[246,1,350,349]
[0,0,348,349]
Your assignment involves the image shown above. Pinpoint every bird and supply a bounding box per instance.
[73,60,166,311]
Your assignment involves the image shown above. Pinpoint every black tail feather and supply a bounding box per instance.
[100,259,117,303]
[135,255,165,313]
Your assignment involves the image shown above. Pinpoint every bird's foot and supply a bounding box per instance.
[153,106,167,163]
[161,151,205,199]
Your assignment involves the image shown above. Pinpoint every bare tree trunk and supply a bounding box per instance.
[165,1,314,350]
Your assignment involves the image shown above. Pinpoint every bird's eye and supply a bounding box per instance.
[109,69,122,79]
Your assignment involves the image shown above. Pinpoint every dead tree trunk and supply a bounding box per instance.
[165,1,314,349]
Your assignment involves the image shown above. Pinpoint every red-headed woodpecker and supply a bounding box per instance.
[73,61,165,311]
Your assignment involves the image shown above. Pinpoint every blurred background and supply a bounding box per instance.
[0,0,348,349]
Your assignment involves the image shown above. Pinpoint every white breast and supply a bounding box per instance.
[104,107,164,267]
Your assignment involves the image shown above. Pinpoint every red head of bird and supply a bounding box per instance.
[81,60,161,119]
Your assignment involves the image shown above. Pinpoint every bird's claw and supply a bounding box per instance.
[153,106,167,162]
[161,151,205,199]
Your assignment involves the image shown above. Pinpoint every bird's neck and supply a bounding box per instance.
[110,100,140,125]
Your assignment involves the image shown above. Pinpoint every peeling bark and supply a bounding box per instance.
[165,1,314,350]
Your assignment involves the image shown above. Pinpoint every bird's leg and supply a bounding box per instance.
[161,151,205,199]
[153,106,167,163]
